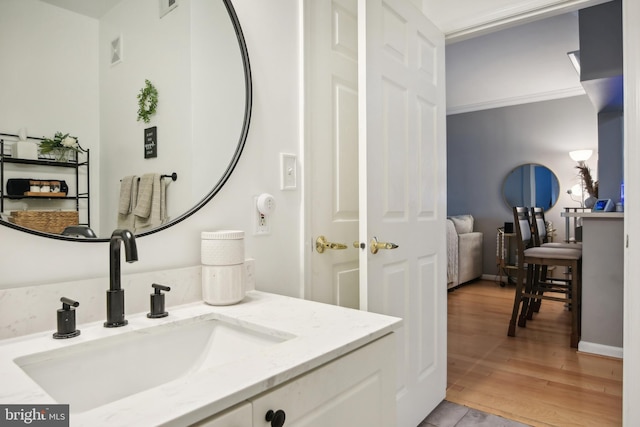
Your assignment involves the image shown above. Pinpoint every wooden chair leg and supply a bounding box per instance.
[526,264,539,320]
[518,264,535,327]
[532,265,548,313]
[508,266,525,337]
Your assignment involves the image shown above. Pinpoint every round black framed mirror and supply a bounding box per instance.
[502,163,560,211]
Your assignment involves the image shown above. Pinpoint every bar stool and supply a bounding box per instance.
[507,207,582,348]
[531,207,582,250]
[527,207,582,315]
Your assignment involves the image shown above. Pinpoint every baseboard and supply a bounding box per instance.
[578,341,623,359]
[481,273,507,283]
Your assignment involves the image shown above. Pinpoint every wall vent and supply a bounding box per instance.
[159,0,178,18]
[110,35,123,66]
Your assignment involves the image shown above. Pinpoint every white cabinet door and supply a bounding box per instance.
[251,334,395,427]
[190,401,252,427]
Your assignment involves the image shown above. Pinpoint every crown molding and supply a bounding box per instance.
[443,0,611,44]
[446,86,586,115]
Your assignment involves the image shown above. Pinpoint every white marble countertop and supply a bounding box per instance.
[0,291,402,426]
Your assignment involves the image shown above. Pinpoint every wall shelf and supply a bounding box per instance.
[0,135,91,232]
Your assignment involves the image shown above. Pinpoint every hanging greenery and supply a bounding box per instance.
[137,79,158,123]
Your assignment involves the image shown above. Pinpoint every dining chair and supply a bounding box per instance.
[531,207,582,250]
[527,207,582,315]
[507,207,583,348]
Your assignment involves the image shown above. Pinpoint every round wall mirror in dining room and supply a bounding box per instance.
[0,0,251,241]
[502,163,560,211]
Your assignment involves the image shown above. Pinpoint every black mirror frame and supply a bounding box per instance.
[0,0,252,243]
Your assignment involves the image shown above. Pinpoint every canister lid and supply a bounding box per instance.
[201,230,245,240]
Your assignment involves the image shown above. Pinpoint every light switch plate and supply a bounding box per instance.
[280,153,297,190]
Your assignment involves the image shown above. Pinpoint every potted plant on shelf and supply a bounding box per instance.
[39,132,80,162]
[576,164,598,208]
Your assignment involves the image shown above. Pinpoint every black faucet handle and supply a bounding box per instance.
[54,297,81,339]
[152,283,171,293]
[148,283,170,318]
[60,297,80,310]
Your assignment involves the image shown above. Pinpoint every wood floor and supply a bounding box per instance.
[446,279,622,427]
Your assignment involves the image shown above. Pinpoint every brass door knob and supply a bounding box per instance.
[370,236,399,254]
[315,236,348,253]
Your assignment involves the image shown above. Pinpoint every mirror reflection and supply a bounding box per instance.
[503,164,560,211]
[0,0,249,240]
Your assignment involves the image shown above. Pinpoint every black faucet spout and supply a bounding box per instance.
[109,229,138,291]
[105,229,138,327]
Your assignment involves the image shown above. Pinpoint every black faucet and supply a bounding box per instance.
[105,229,138,327]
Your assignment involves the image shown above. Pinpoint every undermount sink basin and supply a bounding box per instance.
[14,315,292,413]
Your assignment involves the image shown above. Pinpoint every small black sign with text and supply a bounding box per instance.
[144,126,157,159]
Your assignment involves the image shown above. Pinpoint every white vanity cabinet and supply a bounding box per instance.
[0,291,401,427]
[193,333,396,427]
[191,402,252,427]
[252,333,396,427]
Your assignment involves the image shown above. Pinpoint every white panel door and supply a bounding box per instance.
[358,1,447,426]
[306,0,360,308]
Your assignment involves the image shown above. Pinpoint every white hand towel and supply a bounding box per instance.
[134,173,166,231]
[118,176,135,215]
[117,176,138,229]
[133,174,155,219]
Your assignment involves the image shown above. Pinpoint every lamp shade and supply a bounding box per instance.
[569,149,593,162]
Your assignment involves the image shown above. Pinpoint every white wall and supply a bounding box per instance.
[447,95,598,276]
[446,11,583,114]
[99,0,246,235]
[0,0,99,228]
[191,0,246,201]
[99,0,192,236]
[0,0,303,299]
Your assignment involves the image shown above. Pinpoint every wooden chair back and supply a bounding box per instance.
[530,207,548,246]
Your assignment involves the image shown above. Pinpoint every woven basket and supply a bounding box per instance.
[9,211,79,234]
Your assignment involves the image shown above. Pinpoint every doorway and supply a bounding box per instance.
[448,2,622,424]
[302,0,639,424]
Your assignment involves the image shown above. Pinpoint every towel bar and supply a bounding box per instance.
[120,173,177,182]
[161,173,178,181]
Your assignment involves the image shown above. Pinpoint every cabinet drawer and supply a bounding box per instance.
[190,401,251,427]
[251,333,396,427]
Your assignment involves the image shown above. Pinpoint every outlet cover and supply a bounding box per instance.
[254,197,270,235]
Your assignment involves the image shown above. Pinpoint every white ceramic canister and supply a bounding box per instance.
[202,264,246,305]
[201,230,246,305]
[201,230,245,266]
